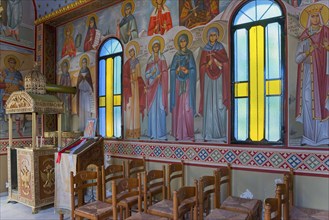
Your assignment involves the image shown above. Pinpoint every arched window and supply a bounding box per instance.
[98,38,123,138]
[231,0,285,144]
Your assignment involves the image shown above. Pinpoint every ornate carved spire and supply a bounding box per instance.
[24,63,46,95]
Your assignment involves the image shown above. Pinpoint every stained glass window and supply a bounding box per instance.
[98,38,123,138]
[231,0,285,144]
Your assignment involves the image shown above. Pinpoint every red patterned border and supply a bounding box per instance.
[0,138,53,154]
[103,140,329,176]
[1,139,328,176]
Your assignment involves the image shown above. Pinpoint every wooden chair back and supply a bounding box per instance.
[173,179,198,220]
[218,164,232,206]
[198,169,220,220]
[284,169,294,207]
[283,168,329,220]
[277,183,289,219]
[70,169,102,220]
[264,198,280,220]
[143,166,166,207]
[127,157,146,178]
[264,182,287,220]
[101,162,125,201]
[112,175,142,220]
[283,169,294,220]
[167,160,185,200]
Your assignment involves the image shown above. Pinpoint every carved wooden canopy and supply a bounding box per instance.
[5,91,64,114]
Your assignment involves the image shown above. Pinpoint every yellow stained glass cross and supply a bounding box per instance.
[234,25,282,141]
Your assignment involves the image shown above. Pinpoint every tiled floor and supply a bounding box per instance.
[0,196,66,220]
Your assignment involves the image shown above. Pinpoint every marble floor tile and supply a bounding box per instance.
[0,196,68,220]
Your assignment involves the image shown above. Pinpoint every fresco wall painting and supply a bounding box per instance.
[0,43,35,139]
[53,0,328,147]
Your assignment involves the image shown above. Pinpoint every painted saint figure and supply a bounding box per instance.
[0,0,6,35]
[0,55,24,106]
[118,0,138,44]
[148,0,173,36]
[84,15,101,52]
[179,0,218,29]
[0,55,24,135]
[3,0,22,41]
[295,3,329,146]
[209,0,220,18]
[61,23,76,58]
[199,24,229,141]
[145,36,168,140]
[58,60,72,131]
[77,56,94,131]
[170,31,196,141]
[123,41,146,138]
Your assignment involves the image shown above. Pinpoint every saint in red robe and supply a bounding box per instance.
[61,37,76,58]
[147,4,173,36]
[123,57,146,138]
[295,20,329,145]
[199,41,229,115]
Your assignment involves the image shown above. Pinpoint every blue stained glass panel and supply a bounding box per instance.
[99,107,106,137]
[100,39,122,57]
[100,43,109,57]
[234,29,248,82]
[241,1,256,21]
[114,56,122,95]
[261,3,282,20]
[112,40,122,54]
[234,98,248,141]
[99,59,106,96]
[266,22,281,80]
[234,0,281,25]
[114,107,121,137]
[232,0,284,144]
[98,38,123,138]
[234,11,254,25]
[256,1,273,20]
[265,96,281,141]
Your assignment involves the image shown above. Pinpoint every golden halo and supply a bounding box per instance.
[125,40,140,58]
[202,22,225,45]
[151,0,166,7]
[174,30,193,50]
[61,59,70,71]
[86,13,98,27]
[121,0,135,16]
[4,55,20,69]
[148,35,165,54]
[79,54,90,67]
[300,3,329,29]
[64,23,74,37]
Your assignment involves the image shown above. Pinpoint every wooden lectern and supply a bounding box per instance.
[54,136,104,219]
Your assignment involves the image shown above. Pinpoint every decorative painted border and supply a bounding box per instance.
[104,140,329,176]
[1,139,32,153]
[2,139,328,176]
[0,139,53,154]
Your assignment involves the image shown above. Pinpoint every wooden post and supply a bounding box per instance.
[8,114,13,147]
[7,114,12,199]
[58,114,62,149]
[32,112,36,149]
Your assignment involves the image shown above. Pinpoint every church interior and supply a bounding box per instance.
[0,0,328,219]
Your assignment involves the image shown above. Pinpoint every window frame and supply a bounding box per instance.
[230,0,287,145]
[97,37,124,139]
